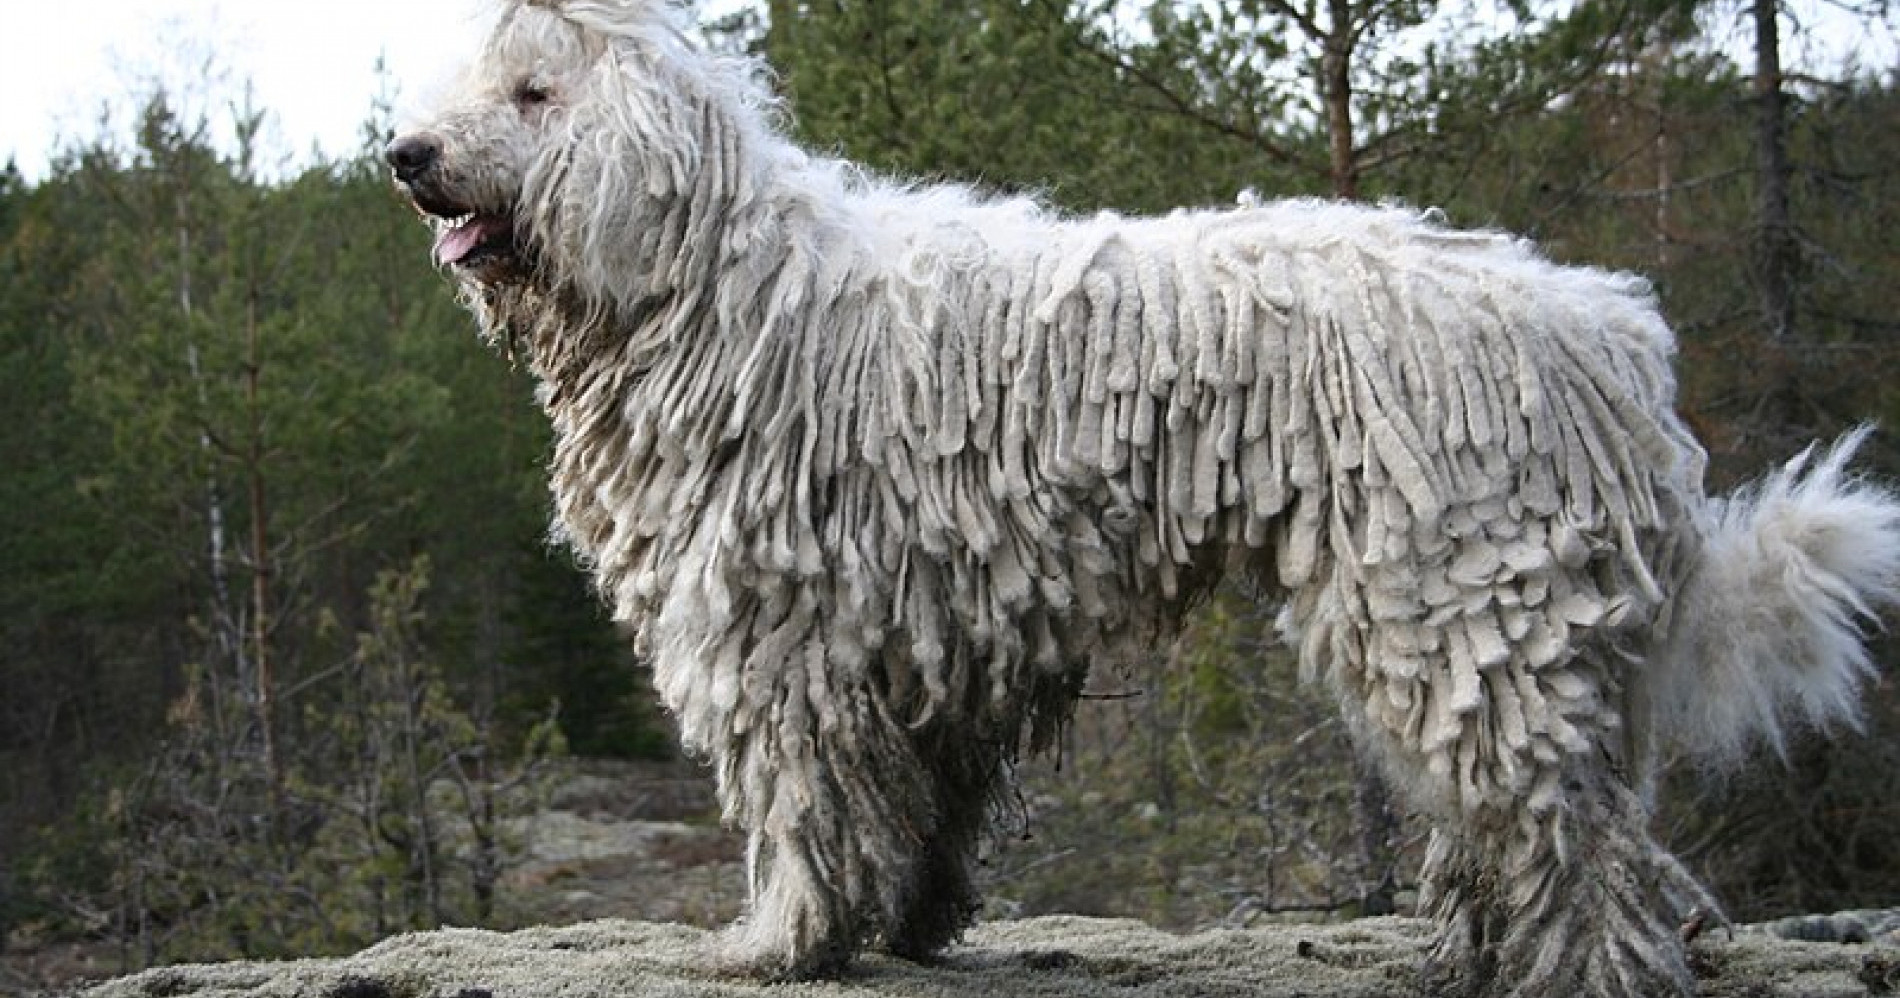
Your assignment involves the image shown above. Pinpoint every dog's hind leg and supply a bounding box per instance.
[881,748,988,963]
[1354,642,1714,998]
[1413,759,1715,998]
[1302,544,1713,998]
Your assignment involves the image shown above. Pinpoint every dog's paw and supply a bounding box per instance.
[700,923,854,982]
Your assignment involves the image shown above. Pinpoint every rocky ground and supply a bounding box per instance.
[13,760,1900,997]
[65,913,1900,998]
[498,759,747,929]
[0,760,749,995]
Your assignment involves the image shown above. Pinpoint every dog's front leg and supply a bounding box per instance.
[682,638,939,979]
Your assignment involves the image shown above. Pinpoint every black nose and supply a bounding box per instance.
[384,134,441,183]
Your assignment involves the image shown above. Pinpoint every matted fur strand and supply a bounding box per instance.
[387,3,1900,996]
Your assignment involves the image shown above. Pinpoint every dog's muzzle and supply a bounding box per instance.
[385,133,522,277]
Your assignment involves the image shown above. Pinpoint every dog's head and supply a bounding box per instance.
[386,0,771,311]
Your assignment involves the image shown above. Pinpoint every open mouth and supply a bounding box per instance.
[433,212,518,270]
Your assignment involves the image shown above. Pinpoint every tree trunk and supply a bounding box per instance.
[176,176,239,680]
[400,656,444,925]
[468,763,500,923]
[1752,0,1796,340]
[1316,3,1395,907]
[243,285,282,815]
[1649,45,1673,270]
[1320,0,1359,200]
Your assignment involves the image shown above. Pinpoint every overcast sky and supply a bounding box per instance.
[1,0,494,179]
[2,1,1892,182]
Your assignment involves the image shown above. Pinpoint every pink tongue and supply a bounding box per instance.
[433,216,508,266]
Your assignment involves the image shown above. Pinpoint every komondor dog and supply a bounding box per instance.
[386,2,1900,995]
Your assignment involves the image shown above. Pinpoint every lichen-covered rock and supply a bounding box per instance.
[71,916,1894,998]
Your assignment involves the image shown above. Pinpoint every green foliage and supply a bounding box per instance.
[296,556,568,943]
[749,0,1290,211]
[35,558,567,966]
[1,73,665,976]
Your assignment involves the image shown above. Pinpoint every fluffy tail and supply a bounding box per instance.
[1657,427,1900,769]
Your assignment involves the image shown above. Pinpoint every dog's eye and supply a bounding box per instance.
[513,81,552,107]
